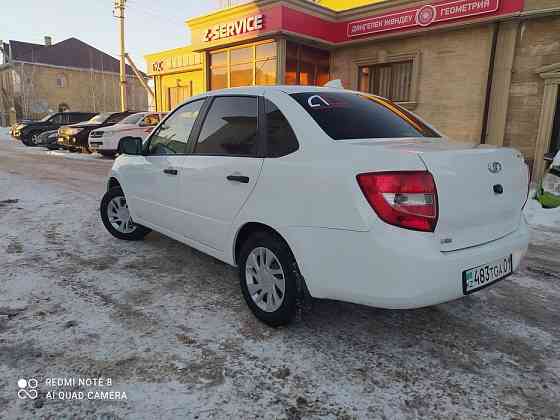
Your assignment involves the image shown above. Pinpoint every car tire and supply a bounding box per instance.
[100,187,151,241]
[238,231,300,326]
[21,131,38,146]
[99,151,116,158]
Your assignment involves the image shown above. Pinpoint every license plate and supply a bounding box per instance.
[462,255,512,294]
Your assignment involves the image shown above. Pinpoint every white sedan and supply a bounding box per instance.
[100,86,530,326]
[88,112,167,157]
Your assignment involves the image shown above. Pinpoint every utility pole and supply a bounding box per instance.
[114,0,127,111]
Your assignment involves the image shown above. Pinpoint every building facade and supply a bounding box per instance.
[145,0,560,181]
[0,37,149,126]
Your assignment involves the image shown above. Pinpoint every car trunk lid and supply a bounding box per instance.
[347,139,529,251]
[394,140,528,251]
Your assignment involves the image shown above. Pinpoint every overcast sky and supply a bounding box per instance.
[1,0,243,71]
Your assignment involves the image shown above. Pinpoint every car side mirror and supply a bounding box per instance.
[118,136,143,155]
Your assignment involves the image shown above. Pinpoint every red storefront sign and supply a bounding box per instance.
[190,0,523,50]
[348,0,500,38]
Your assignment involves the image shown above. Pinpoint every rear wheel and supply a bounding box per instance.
[238,231,300,326]
[98,151,117,158]
[100,187,151,241]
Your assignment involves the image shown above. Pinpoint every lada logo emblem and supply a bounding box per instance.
[488,161,502,174]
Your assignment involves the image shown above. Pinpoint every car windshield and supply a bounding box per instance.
[118,113,145,125]
[87,113,112,124]
[289,92,440,140]
[39,113,56,122]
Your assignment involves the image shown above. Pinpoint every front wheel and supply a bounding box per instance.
[21,132,38,146]
[98,151,117,158]
[100,187,151,241]
[238,232,300,326]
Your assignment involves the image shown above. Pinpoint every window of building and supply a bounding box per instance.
[209,41,277,90]
[56,74,67,88]
[358,61,413,102]
[194,96,258,156]
[168,83,192,109]
[148,100,204,155]
[285,42,330,86]
[265,99,299,157]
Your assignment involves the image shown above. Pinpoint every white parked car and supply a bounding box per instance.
[101,86,530,326]
[89,112,167,157]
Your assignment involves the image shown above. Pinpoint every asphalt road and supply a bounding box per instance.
[1,133,559,420]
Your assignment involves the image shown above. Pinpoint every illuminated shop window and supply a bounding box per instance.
[209,40,277,90]
[359,61,413,102]
[285,42,330,86]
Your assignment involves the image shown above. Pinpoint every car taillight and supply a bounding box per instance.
[357,171,438,232]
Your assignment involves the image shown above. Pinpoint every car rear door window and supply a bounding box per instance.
[106,113,127,125]
[290,92,440,140]
[265,99,298,157]
[194,96,258,156]
[60,113,72,124]
[50,114,63,124]
[147,100,204,155]
[69,114,81,123]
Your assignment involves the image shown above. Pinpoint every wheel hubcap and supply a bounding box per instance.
[107,196,136,233]
[245,247,286,312]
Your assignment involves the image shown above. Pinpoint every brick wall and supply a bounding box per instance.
[504,16,560,159]
[332,25,494,144]
[3,63,148,121]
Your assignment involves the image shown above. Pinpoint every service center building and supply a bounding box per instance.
[145,0,560,181]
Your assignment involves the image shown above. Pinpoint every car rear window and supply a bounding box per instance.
[119,113,145,125]
[289,92,440,140]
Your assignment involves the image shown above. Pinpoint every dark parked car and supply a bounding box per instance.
[15,112,97,145]
[58,111,137,153]
[34,129,61,149]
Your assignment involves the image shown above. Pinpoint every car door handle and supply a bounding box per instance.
[163,168,178,176]
[227,175,250,183]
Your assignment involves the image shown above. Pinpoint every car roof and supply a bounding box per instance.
[185,85,353,103]
[204,85,346,95]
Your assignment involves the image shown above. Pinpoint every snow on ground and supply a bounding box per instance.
[46,150,107,161]
[524,197,560,229]
[0,129,109,161]
[1,129,559,419]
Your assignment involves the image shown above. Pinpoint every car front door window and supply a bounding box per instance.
[193,96,258,156]
[148,100,204,155]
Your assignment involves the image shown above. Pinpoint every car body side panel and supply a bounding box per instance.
[227,90,427,264]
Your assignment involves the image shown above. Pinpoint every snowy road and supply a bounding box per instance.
[1,130,559,419]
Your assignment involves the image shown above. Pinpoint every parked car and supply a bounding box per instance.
[34,129,61,149]
[58,111,138,153]
[88,112,167,157]
[10,120,33,138]
[14,112,97,146]
[100,86,530,326]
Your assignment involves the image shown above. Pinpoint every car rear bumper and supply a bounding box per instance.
[285,217,529,309]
